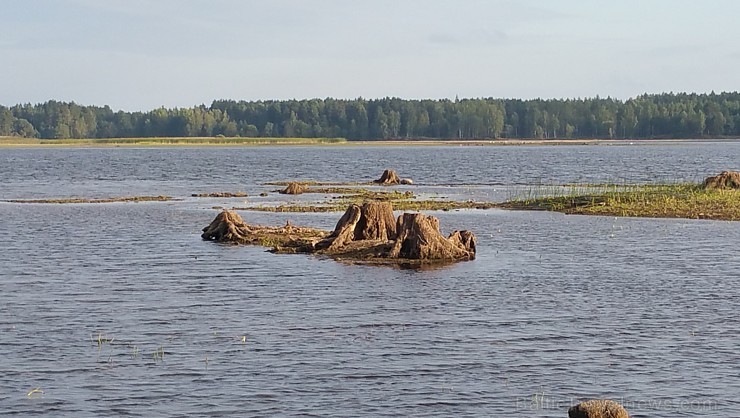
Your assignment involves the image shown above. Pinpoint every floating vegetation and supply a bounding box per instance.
[192,192,248,198]
[500,183,740,221]
[265,180,367,187]
[8,195,175,204]
[27,388,44,397]
[236,199,495,213]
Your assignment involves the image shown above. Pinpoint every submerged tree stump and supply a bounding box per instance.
[568,400,629,418]
[702,171,740,190]
[388,213,476,261]
[374,169,401,185]
[280,182,306,195]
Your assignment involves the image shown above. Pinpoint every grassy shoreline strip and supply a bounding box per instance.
[499,184,739,220]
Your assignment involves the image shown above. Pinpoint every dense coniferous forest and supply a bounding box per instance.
[2,92,740,140]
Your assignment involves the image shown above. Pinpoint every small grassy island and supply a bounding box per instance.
[500,171,740,221]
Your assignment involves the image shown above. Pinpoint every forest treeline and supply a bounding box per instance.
[2,92,740,140]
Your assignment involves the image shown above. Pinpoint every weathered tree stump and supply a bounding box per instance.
[568,400,629,418]
[280,182,305,195]
[317,201,397,252]
[400,178,414,185]
[702,170,740,190]
[388,213,476,261]
[202,210,327,246]
[201,210,252,243]
[374,169,401,185]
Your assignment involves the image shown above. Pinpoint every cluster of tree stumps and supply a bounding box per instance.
[201,201,476,267]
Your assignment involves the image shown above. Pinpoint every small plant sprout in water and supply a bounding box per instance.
[152,346,165,363]
[131,345,139,359]
[91,332,115,348]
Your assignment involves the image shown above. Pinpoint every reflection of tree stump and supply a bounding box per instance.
[201,210,252,243]
[568,400,629,418]
[702,171,740,190]
[389,213,476,260]
[280,182,305,194]
[374,169,401,185]
[318,202,397,251]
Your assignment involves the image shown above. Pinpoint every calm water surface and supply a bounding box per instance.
[0,143,739,417]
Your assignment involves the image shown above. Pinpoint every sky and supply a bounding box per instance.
[2,0,739,111]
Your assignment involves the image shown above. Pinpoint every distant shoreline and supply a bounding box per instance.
[1,136,738,148]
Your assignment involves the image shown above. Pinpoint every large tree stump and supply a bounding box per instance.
[568,400,629,418]
[388,213,476,260]
[702,171,740,190]
[374,169,401,185]
[280,182,305,195]
[354,201,397,240]
[317,201,397,252]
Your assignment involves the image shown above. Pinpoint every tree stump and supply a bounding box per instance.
[280,182,305,195]
[568,400,629,418]
[202,210,327,247]
[388,213,476,260]
[702,171,740,190]
[374,169,401,185]
[317,201,397,252]
[201,210,252,243]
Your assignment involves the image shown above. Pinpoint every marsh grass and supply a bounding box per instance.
[502,183,740,220]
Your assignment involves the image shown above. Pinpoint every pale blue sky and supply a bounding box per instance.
[1,0,739,110]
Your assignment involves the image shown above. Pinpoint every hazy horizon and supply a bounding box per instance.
[3,0,740,111]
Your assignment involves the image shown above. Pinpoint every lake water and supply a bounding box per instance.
[1,142,739,417]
